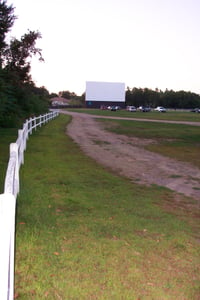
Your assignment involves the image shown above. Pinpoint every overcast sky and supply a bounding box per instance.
[7,0,200,95]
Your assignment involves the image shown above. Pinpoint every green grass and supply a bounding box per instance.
[10,115,199,299]
[97,118,200,168]
[66,108,200,122]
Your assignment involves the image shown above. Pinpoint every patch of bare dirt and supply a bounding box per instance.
[61,111,200,202]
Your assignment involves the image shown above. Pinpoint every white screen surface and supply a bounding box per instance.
[86,81,125,102]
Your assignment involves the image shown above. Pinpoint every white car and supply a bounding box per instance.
[155,106,166,112]
[126,106,137,112]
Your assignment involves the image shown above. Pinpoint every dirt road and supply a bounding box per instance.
[61,111,200,201]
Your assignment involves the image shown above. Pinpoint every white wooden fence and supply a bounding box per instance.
[0,111,59,300]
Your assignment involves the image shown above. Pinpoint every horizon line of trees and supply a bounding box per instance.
[0,0,49,128]
[125,87,200,109]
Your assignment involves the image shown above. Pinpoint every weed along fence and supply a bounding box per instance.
[0,111,59,300]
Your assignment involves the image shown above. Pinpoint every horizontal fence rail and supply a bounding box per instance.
[0,110,59,300]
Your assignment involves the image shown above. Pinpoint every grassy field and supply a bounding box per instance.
[66,108,200,122]
[1,114,200,299]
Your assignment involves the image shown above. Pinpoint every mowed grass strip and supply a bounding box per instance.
[66,108,200,122]
[13,115,200,299]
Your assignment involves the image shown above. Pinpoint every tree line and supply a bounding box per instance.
[0,0,49,128]
[125,87,200,109]
[54,88,200,109]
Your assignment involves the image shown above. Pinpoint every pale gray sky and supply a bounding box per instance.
[8,0,200,95]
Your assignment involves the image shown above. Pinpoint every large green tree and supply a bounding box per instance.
[4,30,44,83]
[0,0,49,127]
[0,0,16,67]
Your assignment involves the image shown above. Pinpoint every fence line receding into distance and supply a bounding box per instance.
[0,110,59,300]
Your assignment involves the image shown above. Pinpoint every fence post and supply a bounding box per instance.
[34,116,37,131]
[29,118,33,135]
[23,120,28,142]
[18,130,24,167]
[0,193,16,300]
[4,143,19,196]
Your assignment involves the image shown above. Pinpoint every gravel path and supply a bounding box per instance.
[61,110,200,201]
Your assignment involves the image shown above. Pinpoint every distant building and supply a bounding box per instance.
[50,97,70,107]
[85,81,125,108]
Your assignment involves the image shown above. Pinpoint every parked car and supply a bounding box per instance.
[190,108,200,113]
[142,107,151,112]
[110,106,117,111]
[108,105,121,111]
[154,106,166,112]
[126,106,137,112]
[100,105,107,110]
[138,106,151,112]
